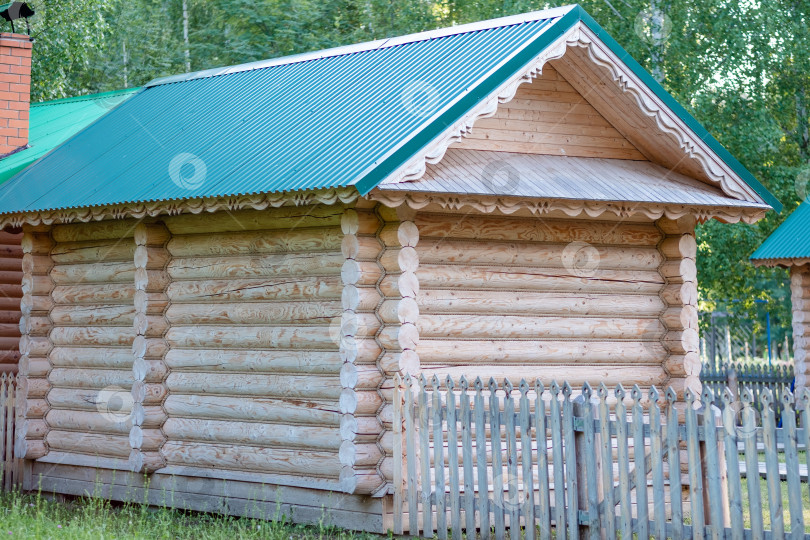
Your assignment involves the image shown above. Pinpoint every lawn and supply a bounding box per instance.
[0,490,376,539]
[740,477,810,533]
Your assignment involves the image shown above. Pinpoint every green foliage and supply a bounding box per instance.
[11,0,810,328]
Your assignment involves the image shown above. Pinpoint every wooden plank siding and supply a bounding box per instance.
[454,65,646,160]
[0,230,22,373]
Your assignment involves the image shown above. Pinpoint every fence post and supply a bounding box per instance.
[573,386,599,540]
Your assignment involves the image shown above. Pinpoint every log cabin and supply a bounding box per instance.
[0,6,779,532]
[0,32,136,373]
[752,201,810,391]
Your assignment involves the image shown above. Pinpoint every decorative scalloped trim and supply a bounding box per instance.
[0,188,361,228]
[367,188,768,224]
[753,258,810,268]
[380,22,763,207]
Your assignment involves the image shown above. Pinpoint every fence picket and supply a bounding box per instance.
[504,380,520,532]
[535,381,552,540]
[721,389,744,539]
[742,389,764,539]
[630,385,649,540]
[800,389,810,510]
[393,374,403,536]
[4,377,13,492]
[550,382,567,539]
[666,388,684,540]
[614,384,632,540]
[780,392,804,539]
[685,388,705,540]
[460,377,476,535]
[0,375,6,489]
[577,384,599,540]
[432,376,447,540]
[446,377,460,540]
[597,384,615,536]
[761,388,785,539]
[405,375,419,536]
[489,378,506,540]
[562,383,579,540]
[475,378,491,540]
[701,386,724,540]
[519,380,535,540]
[419,375,432,537]
[648,386,666,540]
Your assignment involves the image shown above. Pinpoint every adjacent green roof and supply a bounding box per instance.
[0,88,139,186]
[751,201,810,264]
[0,5,780,215]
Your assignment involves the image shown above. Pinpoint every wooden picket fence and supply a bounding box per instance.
[392,374,810,539]
[702,361,794,420]
[0,373,22,491]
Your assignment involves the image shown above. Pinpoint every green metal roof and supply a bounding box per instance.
[0,5,780,215]
[0,88,139,186]
[751,201,810,263]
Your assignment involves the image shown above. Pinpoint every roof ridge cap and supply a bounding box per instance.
[145,5,576,88]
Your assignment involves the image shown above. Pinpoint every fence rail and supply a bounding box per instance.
[702,361,794,420]
[394,374,810,539]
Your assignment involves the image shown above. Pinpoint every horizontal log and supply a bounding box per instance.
[165,372,342,400]
[162,394,339,425]
[417,315,664,340]
[417,339,667,364]
[45,409,132,434]
[378,298,419,324]
[21,254,50,275]
[378,273,419,297]
[50,327,135,347]
[161,441,341,477]
[164,206,349,235]
[49,368,133,390]
[166,276,342,303]
[341,285,382,312]
[340,415,383,443]
[658,235,697,259]
[379,350,419,374]
[378,247,419,273]
[0,361,18,373]
[51,240,136,264]
[50,305,136,327]
[415,265,664,294]
[132,314,169,338]
[47,387,132,413]
[17,438,46,460]
[52,283,136,305]
[129,450,165,473]
[339,388,382,415]
[0,230,22,244]
[51,261,136,285]
[417,238,662,270]
[654,216,696,235]
[339,441,381,468]
[46,430,131,458]
[0,296,22,311]
[19,336,50,357]
[664,352,701,378]
[0,270,22,285]
[165,324,376,350]
[21,419,47,439]
[52,220,138,243]
[21,275,50,296]
[164,348,341,374]
[0,322,20,338]
[340,259,382,286]
[132,358,168,383]
[659,259,697,283]
[20,376,49,398]
[162,418,342,451]
[0,310,22,325]
[165,301,341,326]
[132,336,169,360]
[134,291,169,315]
[131,381,167,405]
[414,214,662,246]
[340,362,384,389]
[129,426,164,452]
[134,268,170,293]
[21,398,48,419]
[376,324,419,351]
[167,252,345,281]
[133,246,171,270]
[167,227,343,257]
[341,235,381,261]
[131,404,167,428]
[19,357,48,377]
[660,283,698,306]
[49,347,132,369]
[663,328,700,354]
[339,337,382,364]
[21,232,52,255]
[416,364,669,387]
[133,223,171,247]
[378,221,419,248]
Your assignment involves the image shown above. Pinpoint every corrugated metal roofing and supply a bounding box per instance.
[0,5,780,215]
[0,88,139,186]
[381,148,771,210]
[751,201,810,263]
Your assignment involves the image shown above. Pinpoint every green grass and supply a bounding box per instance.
[0,490,377,539]
[740,478,810,533]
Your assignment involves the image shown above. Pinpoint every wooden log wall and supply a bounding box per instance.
[656,217,700,397]
[41,220,138,467]
[410,210,672,392]
[130,222,170,472]
[159,205,379,491]
[792,267,810,391]
[453,65,645,160]
[0,230,22,372]
[16,224,53,460]
[340,204,385,495]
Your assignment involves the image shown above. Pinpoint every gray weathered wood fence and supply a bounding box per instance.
[393,374,810,539]
[0,373,21,490]
[701,361,794,421]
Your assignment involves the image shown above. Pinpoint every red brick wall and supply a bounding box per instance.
[0,33,31,155]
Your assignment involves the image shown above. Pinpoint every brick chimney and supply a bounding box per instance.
[0,33,30,156]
